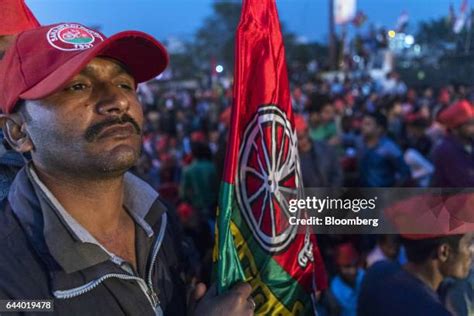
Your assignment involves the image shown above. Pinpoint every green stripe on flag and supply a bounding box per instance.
[216,182,314,315]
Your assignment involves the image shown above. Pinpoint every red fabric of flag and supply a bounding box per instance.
[221,0,327,296]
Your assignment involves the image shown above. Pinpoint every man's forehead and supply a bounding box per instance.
[78,57,132,78]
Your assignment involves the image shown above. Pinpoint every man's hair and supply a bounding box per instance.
[13,100,30,121]
[191,141,212,161]
[401,235,463,264]
[377,234,401,245]
[365,112,388,130]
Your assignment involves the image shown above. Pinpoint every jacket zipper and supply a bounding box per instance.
[53,273,151,299]
[53,213,168,315]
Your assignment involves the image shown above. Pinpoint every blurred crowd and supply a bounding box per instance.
[134,68,474,198]
[129,65,474,315]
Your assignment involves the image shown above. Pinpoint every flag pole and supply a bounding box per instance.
[329,0,337,70]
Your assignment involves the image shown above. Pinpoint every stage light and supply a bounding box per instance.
[216,65,224,73]
[388,30,396,38]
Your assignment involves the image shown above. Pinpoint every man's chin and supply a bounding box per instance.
[97,145,141,175]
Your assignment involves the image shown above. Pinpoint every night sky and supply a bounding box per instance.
[28,0,458,42]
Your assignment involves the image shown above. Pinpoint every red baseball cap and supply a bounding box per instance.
[335,243,359,266]
[0,23,169,113]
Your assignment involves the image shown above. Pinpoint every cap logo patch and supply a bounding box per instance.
[47,24,104,51]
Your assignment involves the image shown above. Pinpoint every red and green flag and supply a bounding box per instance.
[214,0,327,314]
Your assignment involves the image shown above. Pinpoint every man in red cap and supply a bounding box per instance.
[325,243,364,316]
[180,138,218,219]
[432,100,474,187]
[295,114,342,187]
[358,194,474,316]
[0,23,254,315]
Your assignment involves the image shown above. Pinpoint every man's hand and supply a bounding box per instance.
[189,282,255,316]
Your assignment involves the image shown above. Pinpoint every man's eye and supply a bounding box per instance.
[67,83,89,91]
[118,83,133,90]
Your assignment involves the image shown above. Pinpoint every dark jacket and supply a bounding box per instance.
[358,136,411,187]
[299,140,343,187]
[357,261,450,316]
[432,135,474,187]
[0,166,187,315]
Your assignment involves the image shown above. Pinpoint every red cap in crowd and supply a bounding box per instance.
[190,131,206,143]
[294,114,308,134]
[1,0,40,35]
[437,100,474,129]
[335,243,359,266]
[219,106,232,128]
[0,23,169,113]
[385,193,474,240]
[177,202,195,222]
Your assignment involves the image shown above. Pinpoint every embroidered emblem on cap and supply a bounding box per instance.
[47,23,104,51]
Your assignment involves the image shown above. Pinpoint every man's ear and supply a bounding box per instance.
[0,113,33,153]
[437,243,451,263]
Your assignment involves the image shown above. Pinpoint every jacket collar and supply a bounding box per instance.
[8,163,161,274]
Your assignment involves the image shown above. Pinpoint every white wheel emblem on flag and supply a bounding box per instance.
[236,105,303,252]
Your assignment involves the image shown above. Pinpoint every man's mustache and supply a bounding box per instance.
[84,114,142,142]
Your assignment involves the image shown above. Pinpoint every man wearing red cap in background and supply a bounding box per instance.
[431,99,474,314]
[358,195,474,316]
[432,99,474,187]
[180,137,218,218]
[295,114,343,187]
[321,243,364,316]
[0,0,40,201]
[0,23,254,315]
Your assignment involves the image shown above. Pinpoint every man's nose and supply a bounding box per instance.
[95,85,130,116]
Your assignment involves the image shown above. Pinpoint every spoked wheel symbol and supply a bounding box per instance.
[236,105,303,252]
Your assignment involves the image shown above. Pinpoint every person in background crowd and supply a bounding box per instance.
[180,138,219,219]
[328,243,365,316]
[383,97,404,142]
[365,235,403,268]
[295,115,343,187]
[176,202,213,283]
[432,100,474,187]
[0,0,40,201]
[358,112,411,187]
[291,85,308,113]
[441,263,474,316]
[358,234,473,316]
[404,114,432,157]
[381,72,407,96]
[358,196,474,316]
[402,115,434,187]
[309,102,339,145]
